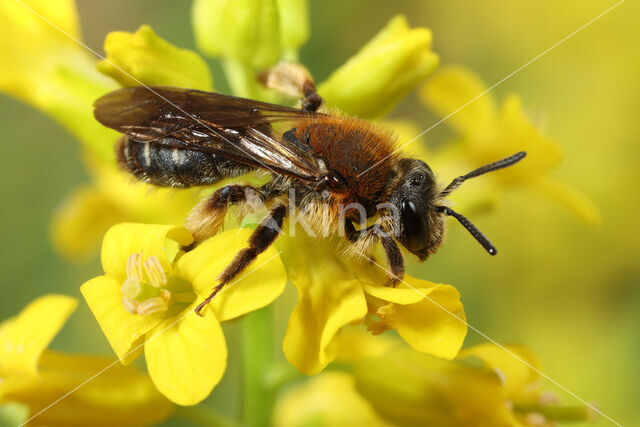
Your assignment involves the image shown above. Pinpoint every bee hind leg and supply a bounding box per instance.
[186,183,278,243]
[194,203,287,316]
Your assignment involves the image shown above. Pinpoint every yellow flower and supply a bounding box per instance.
[81,224,286,405]
[97,25,213,90]
[274,371,391,427]
[0,0,118,161]
[318,15,439,118]
[280,231,466,375]
[420,66,600,225]
[353,343,595,426]
[0,295,173,426]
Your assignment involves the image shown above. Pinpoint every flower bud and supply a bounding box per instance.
[318,15,439,118]
[192,0,282,68]
[97,25,212,90]
[276,0,310,59]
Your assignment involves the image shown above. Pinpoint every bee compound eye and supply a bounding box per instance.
[400,200,429,254]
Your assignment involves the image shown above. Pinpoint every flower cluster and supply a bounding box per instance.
[0,295,172,425]
[0,0,600,424]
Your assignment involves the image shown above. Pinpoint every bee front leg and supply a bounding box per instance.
[194,204,287,316]
[345,220,405,286]
[378,234,404,287]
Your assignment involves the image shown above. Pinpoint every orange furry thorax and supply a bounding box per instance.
[294,116,398,208]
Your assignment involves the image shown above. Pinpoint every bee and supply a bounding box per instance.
[94,69,525,316]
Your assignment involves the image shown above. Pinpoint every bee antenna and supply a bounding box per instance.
[436,206,497,255]
[439,151,526,197]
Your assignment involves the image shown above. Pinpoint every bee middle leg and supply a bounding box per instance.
[195,203,287,316]
[345,220,405,286]
[186,182,280,243]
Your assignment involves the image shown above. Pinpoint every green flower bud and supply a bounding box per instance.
[276,0,310,60]
[192,0,282,69]
[97,25,213,90]
[318,15,439,118]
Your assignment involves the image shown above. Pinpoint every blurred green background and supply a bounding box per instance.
[1,0,638,425]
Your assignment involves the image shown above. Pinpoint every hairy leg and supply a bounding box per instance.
[344,219,405,285]
[195,204,288,316]
[186,182,280,242]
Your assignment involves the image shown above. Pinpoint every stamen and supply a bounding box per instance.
[126,253,143,281]
[137,296,170,316]
[143,256,166,288]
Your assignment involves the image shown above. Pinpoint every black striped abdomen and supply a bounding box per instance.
[117,137,254,188]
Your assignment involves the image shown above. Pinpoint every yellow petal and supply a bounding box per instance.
[491,94,562,181]
[319,15,438,118]
[177,228,287,321]
[280,232,369,374]
[97,25,213,90]
[50,185,127,260]
[460,343,541,401]
[354,347,516,426]
[274,372,390,427]
[0,295,76,376]
[283,271,367,374]
[80,276,162,364]
[2,350,173,426]
[0,1,119,161]
[144,308,227,405]
[363,276,467,360]
[336,326,400,362]
[529,176,601,227]
[420,66,497,139]
[101,223,193,279]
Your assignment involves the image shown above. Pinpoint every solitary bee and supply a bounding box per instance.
[94,68,525,315]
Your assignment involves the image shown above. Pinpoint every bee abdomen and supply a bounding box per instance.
[117,136,254,188]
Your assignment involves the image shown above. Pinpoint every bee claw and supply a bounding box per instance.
[386,276,400,288]
[194,283,225,317]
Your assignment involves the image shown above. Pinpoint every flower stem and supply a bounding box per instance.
[222,58,257,98]
[174,405,240,427]
[243,305,275,427]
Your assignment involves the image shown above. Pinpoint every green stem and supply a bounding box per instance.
[222,58,258,98]
[243,305,275,427]
[174,405,241,427]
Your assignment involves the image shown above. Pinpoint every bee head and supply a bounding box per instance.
[391,152,527,259]
[390,159,444,261]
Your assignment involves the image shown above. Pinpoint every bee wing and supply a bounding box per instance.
[94,86,325,182]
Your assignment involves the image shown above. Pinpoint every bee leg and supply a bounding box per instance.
[344,220,405,285]
[258,62,323,112]
[186,183,280,243]
[194,204,287,316]
[300,80,323,112]
[378,234,404,287]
